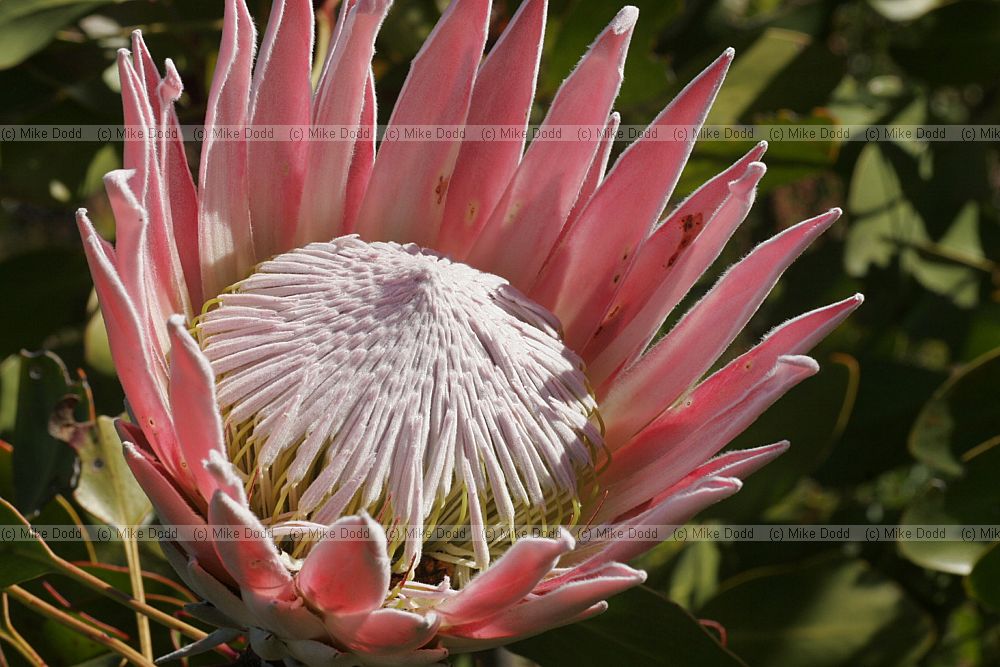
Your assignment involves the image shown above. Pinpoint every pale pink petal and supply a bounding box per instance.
[117,48,190,323]
[77,210,186,480]
[436,0,548,258]
[599,355,818,519]
[602,208,841,443]
[296,514,390,616]
[314,0,358,94]
[101,169,156,340]
[343,70,377,230]
[248,0,314,258]
[298,0,389,245]
[467,7,638,290]
[116,49,154,193]
[204,450,250,506]
[198,0,257,298]
[562,112,620,235]
[326,609,440,656]
[443,562,644,642]
[247,594,327,642]
[167,316,227,503]
[158,59,203,309]
[643,441,789,511]
[436,529,574,625]
[121,440,228,578]
[207,491,294,596]
[571,476,743,571]
[129,30,161,117]
[355,0,492,246]
[604,294,862,468]
[585,149,767,385]
[184,557,257,626]
[441,603,606,653]
[532,49,734,350]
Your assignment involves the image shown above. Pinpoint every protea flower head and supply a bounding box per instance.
[77,0,862,663]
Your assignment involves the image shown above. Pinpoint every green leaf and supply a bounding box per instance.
[11,351,85,516]
[668,540,721,610]
[699,556,935,667]
[909,347,1000,476]
[510,586,746,666]
[845,143,925,276]
[0,497,59,586]
[899,442,1000,575]
[706,28,811,125]
[967,543,1000,612]
[706,359,854,520]
[74,415,152,527]
[0,2,110,70]
[538,0,683,110]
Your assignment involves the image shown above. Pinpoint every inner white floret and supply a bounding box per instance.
[194,236,603,584]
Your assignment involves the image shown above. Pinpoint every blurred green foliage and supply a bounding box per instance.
[1,0,999,665]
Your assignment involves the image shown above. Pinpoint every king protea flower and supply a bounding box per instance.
[77,0,861,663]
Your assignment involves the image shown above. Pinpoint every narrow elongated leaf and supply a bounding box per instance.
[11,351,85,515]
[510,586,746,666]
[0,497,59,586]
[909,347,1000,476]
[699,556,934,667]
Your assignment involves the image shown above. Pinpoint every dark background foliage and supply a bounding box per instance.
[0,0,998,665]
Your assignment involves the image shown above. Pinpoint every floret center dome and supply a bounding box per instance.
[193,236,604,584]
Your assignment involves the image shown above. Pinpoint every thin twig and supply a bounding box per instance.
[52,556,207,643]
[0,594,45,666]
[6,586,152,667]
[123,535,154,660]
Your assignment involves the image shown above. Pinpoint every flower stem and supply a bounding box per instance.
[6,585,153,666]
[0,594,44,666]
[50,554,206,642]
[122,535,154,661]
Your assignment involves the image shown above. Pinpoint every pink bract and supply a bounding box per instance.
[77,0,861,664]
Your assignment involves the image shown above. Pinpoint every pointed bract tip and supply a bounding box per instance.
[611,6,639,34]
[709,476,743,493]
[756,139,769,151]
[736,440,791,461]
[801,206,842,232]
[723,46,736,59]
[776,354,820,374]
[852,292,865,304]
[731,161,767,194]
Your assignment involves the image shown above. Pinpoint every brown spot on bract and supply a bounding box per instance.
[435,175,450,205]
[612,274,621,284]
